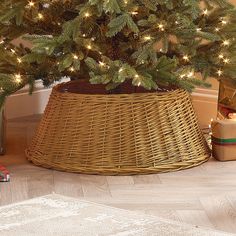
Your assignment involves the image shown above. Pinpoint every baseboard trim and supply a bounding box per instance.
[5,86,218,127]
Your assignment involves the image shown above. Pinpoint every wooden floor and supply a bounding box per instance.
[1,115,236,234]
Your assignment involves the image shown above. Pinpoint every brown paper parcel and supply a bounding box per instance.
[212,120,236,161]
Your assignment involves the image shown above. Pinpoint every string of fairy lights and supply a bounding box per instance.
[1,0,234,90]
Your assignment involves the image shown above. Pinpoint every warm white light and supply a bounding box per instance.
[144,35,151,41]
[188,71,194,78]
[223,40,230,46]
[203,9,208,15]
[14,74,22,83]
[119,68,123,73]
[73,55,78,60]
[84,12,90,18]
[28,1,35,7]
[217,70,223,76]
[218,54,224,59]
[183,55,190,61]
[221,20,227,25]
[158,24,164,31]
[215,27,220,32]
[135,74,139,78]
[69,67,75,72]
[131,11,138,15]
[87,45,92,50]
[38,13,44,20]
[223,58,230,64]
[99,61,105,67]
[196,28,202,32]
[17,58,22,63]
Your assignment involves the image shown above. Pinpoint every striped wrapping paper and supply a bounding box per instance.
[0,165,10,182]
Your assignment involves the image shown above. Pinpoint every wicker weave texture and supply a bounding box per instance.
[26,83,210,175]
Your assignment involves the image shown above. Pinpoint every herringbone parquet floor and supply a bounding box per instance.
[1,115,236,234]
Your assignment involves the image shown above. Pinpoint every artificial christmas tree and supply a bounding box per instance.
[1,0,236,174]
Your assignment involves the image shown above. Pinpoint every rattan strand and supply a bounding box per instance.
[26,82,210,175]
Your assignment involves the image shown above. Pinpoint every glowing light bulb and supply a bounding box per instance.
[218,54,224,59]
[183,55,190,61]
[135,74,139,78]
[223,58,230,64]
[28,1,35,7]
[69,67,75,72]
[221,20,227,25]
[84,12,90,18]
[38,13,44,20]
[203,9,208,15]
[217,70,223,76]
[99,61,105,67]
[119,68,123,73]
[215,27,220,32]
[188,71,194,78]
[196,28,202,32]
[223,40,230,46]
[144,35,151,41]
[14,74,22,83]
[10,49,16,54]
[87,45,92,50]
[17,58,22,63]
[73,55,78,60]
[131,11,138,15]
[158,24,164,31]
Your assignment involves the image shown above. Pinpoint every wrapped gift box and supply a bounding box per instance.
[218,79,236,119]
[211,119,236,161]
[0,165,10,182]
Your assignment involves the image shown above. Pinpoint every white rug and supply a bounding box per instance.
[0,194,233,236]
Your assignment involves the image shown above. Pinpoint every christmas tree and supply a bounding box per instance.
[1,0,236,106]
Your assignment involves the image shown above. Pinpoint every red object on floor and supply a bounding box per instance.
[0,165,10,182]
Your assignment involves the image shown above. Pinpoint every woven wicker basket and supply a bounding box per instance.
[26,81,210,175]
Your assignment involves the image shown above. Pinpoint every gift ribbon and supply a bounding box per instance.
[212,136,236,146]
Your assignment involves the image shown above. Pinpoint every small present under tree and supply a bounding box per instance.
[1,0,236,104]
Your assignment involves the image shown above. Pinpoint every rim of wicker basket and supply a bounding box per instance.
[55,80,180,96]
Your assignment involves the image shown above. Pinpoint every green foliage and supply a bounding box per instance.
[0,0,236,100]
